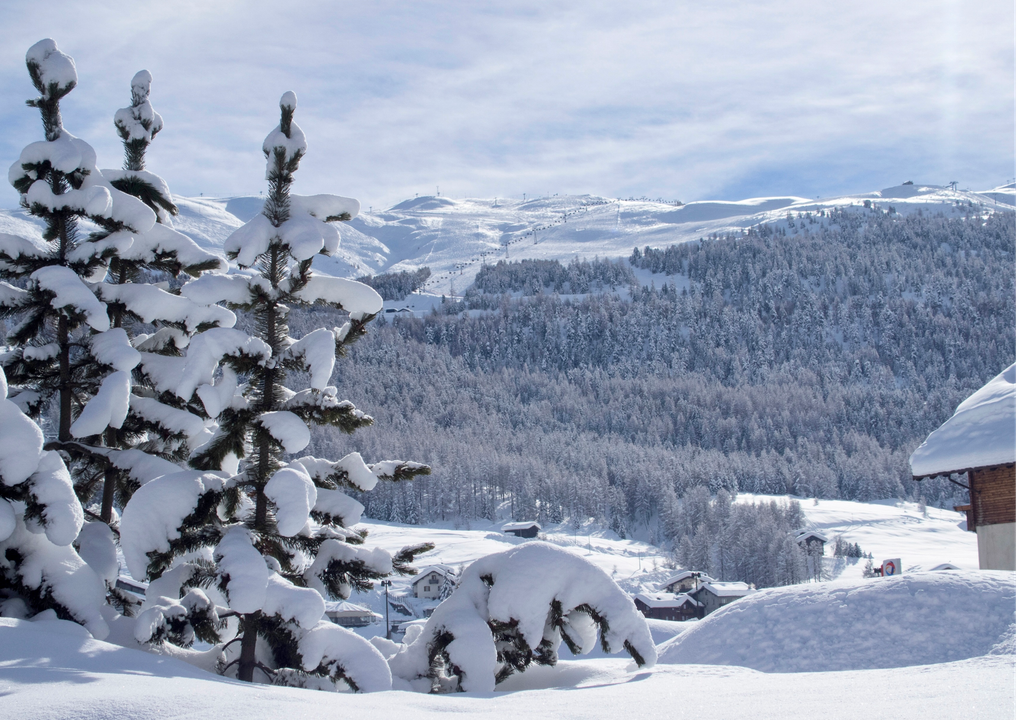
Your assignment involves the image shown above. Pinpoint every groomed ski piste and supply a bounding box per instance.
[0,494,1015,719]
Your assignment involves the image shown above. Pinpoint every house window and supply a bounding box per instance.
[424,585,431,592]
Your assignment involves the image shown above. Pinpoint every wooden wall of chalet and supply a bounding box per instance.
[968,463,1016,529]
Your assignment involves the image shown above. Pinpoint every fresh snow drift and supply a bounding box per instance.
[656,570,1015,672]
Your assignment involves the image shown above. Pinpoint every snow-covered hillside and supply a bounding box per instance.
[2,182,1014,296]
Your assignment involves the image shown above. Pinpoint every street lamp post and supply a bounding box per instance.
[381,579,393,640]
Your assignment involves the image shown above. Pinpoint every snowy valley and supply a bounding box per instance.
[0,35,1015,720]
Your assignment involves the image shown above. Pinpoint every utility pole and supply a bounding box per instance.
[381,579,393,639]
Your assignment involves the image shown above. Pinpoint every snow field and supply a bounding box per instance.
[0,615,1014,720]
[656,570,1015,672]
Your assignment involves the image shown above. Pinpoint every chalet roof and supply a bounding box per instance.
[501,521,541,532]
[795,530,829,544]
[635,593,700,609]
[410,565,456,585]
[698,581,754,598]
[656,570,713,592]
[910,363,1016,478]
[324,601,381,618]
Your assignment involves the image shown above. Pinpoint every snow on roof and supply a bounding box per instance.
[795,530,829,544]
[635,593,699,608]
[910,363,1016,477]
[699,582,754,597]
[656,570,709,591]
[501,521,541,531]
[410,565,456,585]
[324,601,380,617]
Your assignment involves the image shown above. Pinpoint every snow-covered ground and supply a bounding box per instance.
[1,569,1014,719]
[0,493,1013,718]
[657,571,1014,672]
[3,182,1014,297]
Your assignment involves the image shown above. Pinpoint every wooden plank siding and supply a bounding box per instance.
[969,464,1016,528]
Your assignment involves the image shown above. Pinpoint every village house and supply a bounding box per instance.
[501,521,541,538]
[910,363,1015,571]
[634,572,753,622]
[691,581,754,616]
[410,565,458,600]
[794,530,828,556]
[633,592,701,622]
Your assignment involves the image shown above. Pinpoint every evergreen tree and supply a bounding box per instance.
[1,39,156,448]
[120,93,430,691]
[73,69,229,527]
[0,41,230,618]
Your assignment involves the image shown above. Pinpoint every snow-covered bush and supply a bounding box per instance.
[119,93,430,692]
[383,543,657,693]
[0,367,108,638]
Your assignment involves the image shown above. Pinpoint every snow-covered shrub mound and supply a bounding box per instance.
[657,571,1015,672]
[384,542,656,693]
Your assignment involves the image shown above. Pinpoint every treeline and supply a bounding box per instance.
[357,266,431,300]
[295,210,1014,549]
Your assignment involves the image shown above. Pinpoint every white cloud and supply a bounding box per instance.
[0,0,1014,211]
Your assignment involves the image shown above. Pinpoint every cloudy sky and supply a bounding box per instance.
[0,1,1015,211]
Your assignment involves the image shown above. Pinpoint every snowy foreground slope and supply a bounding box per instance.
[0,570,1014,719]
[0,496,1011,718]
[1,182,1014,296]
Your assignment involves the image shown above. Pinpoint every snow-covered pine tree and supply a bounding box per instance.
[1,39,157,449]
[1,43,228,618]
[120,92,430,691]
[70,69,231,527]
[0,366,109,638]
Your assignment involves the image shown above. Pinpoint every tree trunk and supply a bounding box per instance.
[237,614,259,683]
[58,314,71,442]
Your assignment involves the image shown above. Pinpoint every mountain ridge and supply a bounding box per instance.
[1,182,1013,297]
